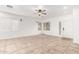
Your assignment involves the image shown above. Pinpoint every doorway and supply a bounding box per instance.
[59,21,62,36]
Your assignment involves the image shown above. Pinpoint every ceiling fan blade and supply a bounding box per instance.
[34,12,37,14]
[42,13,47,15]
[42,10,46,12]
[35,9,38,11]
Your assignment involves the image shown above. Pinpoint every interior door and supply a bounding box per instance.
[60,20,73,38]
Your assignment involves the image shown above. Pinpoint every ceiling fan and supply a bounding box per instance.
[35,6,47,16]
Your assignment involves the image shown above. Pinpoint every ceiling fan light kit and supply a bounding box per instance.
[35,6,47,16]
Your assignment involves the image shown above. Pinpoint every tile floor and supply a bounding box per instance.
[0,34,79,54]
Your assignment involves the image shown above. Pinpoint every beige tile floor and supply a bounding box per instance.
[0,34,79,54]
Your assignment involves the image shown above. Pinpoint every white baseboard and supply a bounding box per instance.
[0,33,41,40]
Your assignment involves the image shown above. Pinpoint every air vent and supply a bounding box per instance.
[6,5,13,8]
[20,18,22,22]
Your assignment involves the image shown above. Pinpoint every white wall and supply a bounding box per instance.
[17,17,41,37]
[0,12,41,39]
[43,14,73,38]
[73,8,79,43]
[42,8,79,44]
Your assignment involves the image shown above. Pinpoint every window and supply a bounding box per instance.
[37,21,50,31]
[37,22,42,31]
[43,22,50,31]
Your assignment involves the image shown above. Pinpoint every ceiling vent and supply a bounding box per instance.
[20,18,22,22]
[6,5,13,8]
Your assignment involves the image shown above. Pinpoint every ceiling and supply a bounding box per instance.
[0,5,76,19]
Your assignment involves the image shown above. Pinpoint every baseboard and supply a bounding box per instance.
[43,33,73,40]
[61,37,73,40]
[0,33,41,40]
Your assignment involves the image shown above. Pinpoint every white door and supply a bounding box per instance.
[60,20,73,38]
